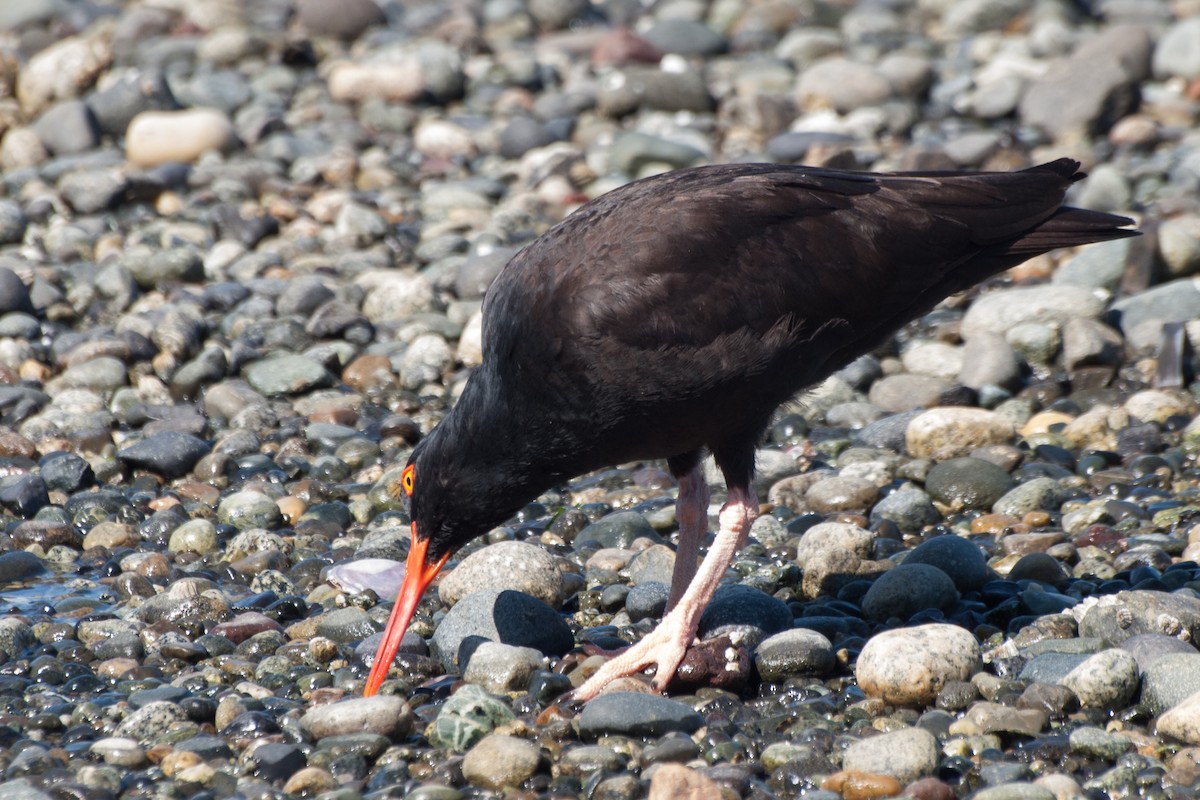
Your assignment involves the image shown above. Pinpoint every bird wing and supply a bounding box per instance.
[484,162,1081,375]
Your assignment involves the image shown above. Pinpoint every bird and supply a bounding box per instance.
[361,158,1137,700]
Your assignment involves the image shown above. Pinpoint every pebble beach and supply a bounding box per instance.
[1,0,1199,799]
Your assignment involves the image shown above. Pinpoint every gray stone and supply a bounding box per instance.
[1053,238,1133,292]
[841,726,938,783]
[243,354,331,396]
[439,540,565,609]
[1153,17,1200,80]
[924,458,1014,512]
[430,588,574,671]
[869,486,940,531]
[959,332,1021,391]
[300,696,412,739]
[754,628,835,680]
[1139,652,1200,714]
[861,563,959,621]
[904,534,991,592]
[697,584,792,643]
[32,100,100,155]
[118,432,210,479]
[1019,25,1152,139]
[577,692,703,739]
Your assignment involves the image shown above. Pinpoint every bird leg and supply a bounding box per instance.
[572,486,758,701]
[668,463,709,611]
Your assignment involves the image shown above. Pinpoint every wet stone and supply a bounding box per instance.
[841,727,938,784]
[439,540,565,609]
[861,563,959,621]
[429,588,574,671]
[857,624,981,706]
[300,696,412,740]
[118,432,211,479]
[903,535,991,593]
[577,693,703,740]
[755,628,835,681]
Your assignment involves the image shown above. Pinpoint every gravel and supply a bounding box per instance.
[0,1,1196,798]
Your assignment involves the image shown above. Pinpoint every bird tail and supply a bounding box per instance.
[1002,206,1139,255]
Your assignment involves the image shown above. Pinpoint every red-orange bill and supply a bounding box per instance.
[362,527,450,696]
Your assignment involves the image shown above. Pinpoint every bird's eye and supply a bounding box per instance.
[401,464,415,496]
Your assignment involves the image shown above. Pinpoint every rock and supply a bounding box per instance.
[924,458,1014,512]
[1059,649,1139,709]
[842,727,938,783]
[1153,17,1200,80]
[125,109,237,168]
[906,408,1015,460]
[962,285,1106,338]
[17,32,112,116]
[295,0,385,39]
[1053,238,1132,292]
[1157,690,1200,745]
[754,628,835,681]
[0,550,47,582]
[869,487,940,532]
[1158,215,1200,279]
[327,59,426,103]
[577,693,703,739]
[115,701,188,744]
[462,642,545,694]
[462,734,543,791]
[641,20,726,56]
[58,168,130,214]
[797,57,892,113]
[868,374,953,413]
[964,702,1048,737]
[217,490,283,531]
[992,477,1062,517]
[299,696,412,739]
[794,522,875,567]
[31,100,99,155]
[648,763,724,800]
[119,432,211,479]
[439,540,564,608]
[243,355,331,396]
[87,69,178,138]
[577,511,660,548]
[1109,278,1200,353]
[959,332,1021,391]
[0,267,33,314]
[1062,318,1124,372]
[856,624,981,706]
[360,272,435,322]
[1139,653,1200,715]
[697,584,792,643]
[430,589,574,671]
[861,563,959,621]
[1077,591,1200,646]
[1018,25,1152,139]
[429,685,515,752]
[903,535,991,593]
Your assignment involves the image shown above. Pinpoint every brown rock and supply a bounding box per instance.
[823,770,903,800]
[648,763,724,800]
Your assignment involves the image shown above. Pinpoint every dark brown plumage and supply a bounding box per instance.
[364,158,1137,698]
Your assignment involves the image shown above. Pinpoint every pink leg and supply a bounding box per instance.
[668,464,709,611]
[572,486,758,701]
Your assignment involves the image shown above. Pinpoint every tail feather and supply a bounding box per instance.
[1004,206,1139,255]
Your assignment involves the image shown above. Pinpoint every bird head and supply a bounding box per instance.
[361,443,454,696]
[361,426,528,695]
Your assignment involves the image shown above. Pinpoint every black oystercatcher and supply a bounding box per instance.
[363,159,1136,699]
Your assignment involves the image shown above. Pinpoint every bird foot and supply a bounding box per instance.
[569,489,756,703]
[570,609,700,702]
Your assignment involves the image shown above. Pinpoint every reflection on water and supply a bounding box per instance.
[0,574,113,619]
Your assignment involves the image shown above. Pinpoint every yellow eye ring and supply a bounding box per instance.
[401,464,415,496]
